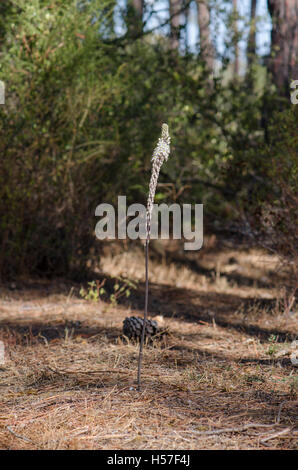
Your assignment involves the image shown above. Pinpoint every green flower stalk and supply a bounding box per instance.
[137,123,171,390]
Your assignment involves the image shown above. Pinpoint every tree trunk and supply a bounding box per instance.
[196,0,214,71]
[126,0,144,38]
[232,0,239,77]
[184,0,191,52]
[267,0,298,95]
[247,0,257,67]
[169,0,182,49]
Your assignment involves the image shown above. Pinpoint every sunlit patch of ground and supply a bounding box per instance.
[0,245,297,449]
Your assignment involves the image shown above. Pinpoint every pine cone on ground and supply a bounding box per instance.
[122,316,159,340]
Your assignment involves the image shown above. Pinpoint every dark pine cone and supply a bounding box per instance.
[123,316,159,340]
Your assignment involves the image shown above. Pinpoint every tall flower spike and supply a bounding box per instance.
[147,124,171,236]
[137,123,171,391]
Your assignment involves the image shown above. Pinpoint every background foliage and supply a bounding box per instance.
[0,0,297,279]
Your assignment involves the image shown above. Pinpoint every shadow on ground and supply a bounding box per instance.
[0,319,120,345]
[1,275,296,345]
[125,283,295,343]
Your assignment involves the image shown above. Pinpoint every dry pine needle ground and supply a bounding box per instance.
[0,246,297,450]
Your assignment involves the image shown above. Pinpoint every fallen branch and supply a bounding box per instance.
[182,423,277,436]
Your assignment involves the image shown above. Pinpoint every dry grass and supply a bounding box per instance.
[0,245,297,450]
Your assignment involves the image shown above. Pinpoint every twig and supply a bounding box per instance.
[48,366,131,375]
[276,400,298,424]
[181,423,276,436]
[48,366,162,379]
[94,433,129,440]
[276,401,287,424]
[6,426,34,444]
[260,427,294,445]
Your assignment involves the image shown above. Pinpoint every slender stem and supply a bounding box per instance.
[137,236,149,390]
[136,123,170,391]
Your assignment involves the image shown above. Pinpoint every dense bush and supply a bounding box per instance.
[236,105,297,266]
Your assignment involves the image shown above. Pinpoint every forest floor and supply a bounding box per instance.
[0,239,297,450]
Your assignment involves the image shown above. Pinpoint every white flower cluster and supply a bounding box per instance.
[146,124,171,237]
[151,123,170,163]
